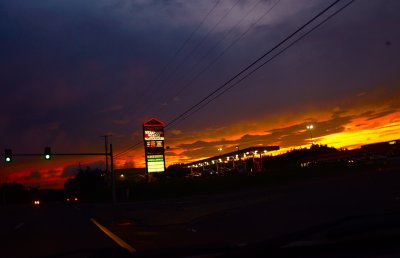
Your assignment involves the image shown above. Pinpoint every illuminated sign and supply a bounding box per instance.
[143,118,166,174]
[144,130,164,141]
[146,154,165,173]
[146,141,164,148]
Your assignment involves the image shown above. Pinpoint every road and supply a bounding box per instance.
[89,169,400,256]
[0,203,131,258]
[1,169,400,257]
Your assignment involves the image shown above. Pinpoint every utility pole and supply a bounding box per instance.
[110,143,116,203]
[100,135,111,173]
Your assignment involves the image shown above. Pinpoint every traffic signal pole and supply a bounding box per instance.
[110,144,116,203]
[2,148,116,202]
[4,152,107,157]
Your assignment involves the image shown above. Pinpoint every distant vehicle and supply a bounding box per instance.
[33,200,40,206]
[65,196,79,203]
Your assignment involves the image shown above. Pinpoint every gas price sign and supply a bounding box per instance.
[143,118,166,173]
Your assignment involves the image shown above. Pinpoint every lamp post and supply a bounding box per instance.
[217,148,223,174]
[306,125,314,144]
[235,145,239,162]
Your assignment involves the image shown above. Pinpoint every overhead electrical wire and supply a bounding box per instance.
[167,0,355,130]
[114,0,240,159]
[114,0,223,157]
[131,0,222,117]
[147,0,243,109]
[140,0,244,119]
[151,0,280,115]
[164,0,344,129]
[114,0,353,159]
[114,141,142,158]
[113,0,277,159]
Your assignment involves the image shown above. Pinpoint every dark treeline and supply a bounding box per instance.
[64,167,109,202]
[264,144,339,170]
[0,182,63,204]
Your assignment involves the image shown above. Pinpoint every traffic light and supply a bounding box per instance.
[4,149,12,163]
[44,147,51,160]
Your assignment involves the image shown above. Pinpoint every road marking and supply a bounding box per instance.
[90,218,136,254]
[14,222,24,231]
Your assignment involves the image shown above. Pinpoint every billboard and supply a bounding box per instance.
[143,118,165,173]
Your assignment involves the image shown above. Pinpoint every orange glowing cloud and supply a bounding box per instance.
[114,105,400,168]
[158,87,400,165]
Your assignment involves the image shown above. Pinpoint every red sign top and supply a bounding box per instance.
[143,118,164,127]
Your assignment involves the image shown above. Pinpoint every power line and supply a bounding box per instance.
[113,1,222,158]
[113,0,352,158]
[130,0,222,118]
[114,141,142,159]
[151,0,280,116]
[148,0,242,109]
[115,0,260,157]
[167,0,355,130]
[164,0,344,129]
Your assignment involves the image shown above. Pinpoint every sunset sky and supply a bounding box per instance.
[1,0,399,189]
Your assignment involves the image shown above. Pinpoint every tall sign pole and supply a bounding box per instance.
[143,118,166,182]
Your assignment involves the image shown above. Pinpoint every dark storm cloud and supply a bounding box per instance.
[0,0,164,149]
[2,0,244,152]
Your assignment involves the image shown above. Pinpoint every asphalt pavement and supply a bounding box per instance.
[87,169,400,256]
[0,203,130,258]
[1,169,400,257]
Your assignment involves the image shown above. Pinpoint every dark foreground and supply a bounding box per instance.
[1,168,400,257]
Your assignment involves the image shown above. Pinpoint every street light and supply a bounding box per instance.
[306,124,314,144]
[235,145,240,160]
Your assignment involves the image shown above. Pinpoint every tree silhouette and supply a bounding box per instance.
[64,167,108,201]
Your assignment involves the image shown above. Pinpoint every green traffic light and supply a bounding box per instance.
[44,147,51,160]
[4,149,12,163]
